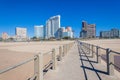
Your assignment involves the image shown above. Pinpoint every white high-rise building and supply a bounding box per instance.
[2,32,9,40]
[34,25,44,39]
[16,27,27,39]
[45,20,52,39]
[45,15,60,39]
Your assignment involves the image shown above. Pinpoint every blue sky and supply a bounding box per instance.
[0,0,120,37]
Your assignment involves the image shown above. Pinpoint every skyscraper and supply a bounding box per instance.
[34,25,44,39]
[15,27,27,41]
[80,21,96,38]
[45,20,52,39]
[45,15,60,39]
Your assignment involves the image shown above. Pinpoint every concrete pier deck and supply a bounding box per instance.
[44,42,120,80]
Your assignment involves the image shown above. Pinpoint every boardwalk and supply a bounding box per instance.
[44,42,120,80]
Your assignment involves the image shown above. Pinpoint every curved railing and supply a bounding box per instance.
[78,40,120,76]
[0,42,75,80]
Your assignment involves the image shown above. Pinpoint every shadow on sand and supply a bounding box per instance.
[77,43,108,80]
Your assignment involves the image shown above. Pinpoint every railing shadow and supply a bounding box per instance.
[79,45,98,63]
[77,43,108,80]
[80,58,98,64]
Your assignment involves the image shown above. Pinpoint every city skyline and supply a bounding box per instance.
[0,0,120,37]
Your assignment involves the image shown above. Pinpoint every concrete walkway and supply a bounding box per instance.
[44,42,120,80]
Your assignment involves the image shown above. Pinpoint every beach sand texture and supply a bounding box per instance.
[0,41,73,80]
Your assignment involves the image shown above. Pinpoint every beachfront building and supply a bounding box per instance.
[2,32,9,40]
[34,25,44,39]
[100,28,119,38]
[15,27,27,41]
[45,15,60,39]
[80,21,96,38]
[57,27,64,39]
[62,26,73,38]
[119,30,120,38]
[62,31,73,38]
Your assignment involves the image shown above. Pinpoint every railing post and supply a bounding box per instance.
[98,47,101,63]
[93,45,96,56]
[52,48,57,70]
[86,43,89,54]
[106,48,114,75]
[34,53,43,80]
[63,45,65,57]
[86,43,88,54]
[59,46,62,61]
[89,44,90,54]
[96,46,101,63]
[92,45,94,57]
[65,44,68,54]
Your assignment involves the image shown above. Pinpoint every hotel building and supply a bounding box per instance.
[80,21,96,38]
[61,26,73,38]
[45,15,60,39]
[15,27,27,41]
[34,25,44,39]
[100,28,119,38]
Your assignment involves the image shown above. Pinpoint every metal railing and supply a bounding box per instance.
[0,42,75,80]
[78,41,120,76]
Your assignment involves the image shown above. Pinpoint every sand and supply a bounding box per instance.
[0,39,120,80]
[81,39,120,52]
[0,41,74,80]
[81,39,120,72]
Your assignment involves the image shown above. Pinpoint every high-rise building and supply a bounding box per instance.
[34,25,44,39]
[61,27,66,32]
[45,15,60,39]
[2,32,8,40]
[80,21,96,38]
[100,28,119,38]
[15,27,27,41]
[62,26,73,38]
[45,20,52,39]
[119,30,120,38]
[58,28,63,39]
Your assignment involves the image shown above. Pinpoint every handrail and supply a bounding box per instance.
[0,42,75,80]
[78,40,120,75]
[43,60,52,69]
[110,50,120,55]
[43,51,52,56]
[79,40,120,56]
[98,46,107,50]
[80,41,105,50]
[0,57,35,74]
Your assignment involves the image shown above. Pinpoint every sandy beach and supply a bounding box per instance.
[0,39,120,80]
[81,39,120,52]
[0,41,74,80]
